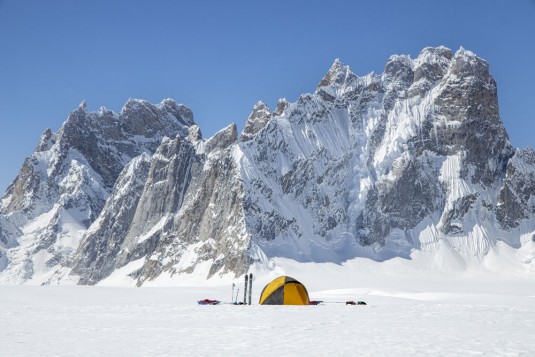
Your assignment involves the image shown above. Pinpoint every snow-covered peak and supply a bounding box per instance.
[251,101,270,118]
[240,101,272,142]
[382,54,414,90]
[187,125,203,142]
[317,58,353,89]
[315,59,363,101]
[385,54,413,71]
[98,106,108,114]
[455,46,477,59]
[453,46,487,68]
[120,98,150,113]
[415,46,453,65]
[445,46,490,84]
[273,98,290,117]
[404,46,454,98]
[118,98,195,137]
[34,128,56,152]
[161,98,179,107]
[206,123,238,152]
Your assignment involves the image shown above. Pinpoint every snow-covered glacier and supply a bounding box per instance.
[1,46,534,285]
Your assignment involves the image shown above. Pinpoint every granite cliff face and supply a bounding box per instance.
[0,99,194,283]
[71,123,250,286]
[1,46,534,285]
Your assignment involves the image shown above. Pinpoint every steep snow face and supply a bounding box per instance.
[238,46,524,264]
[0,99,194,284]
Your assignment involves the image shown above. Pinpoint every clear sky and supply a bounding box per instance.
[1,0,534,193]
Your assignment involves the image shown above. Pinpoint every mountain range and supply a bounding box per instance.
[1,46,534,285]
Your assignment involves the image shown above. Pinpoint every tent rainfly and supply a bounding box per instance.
[259,276,310,305]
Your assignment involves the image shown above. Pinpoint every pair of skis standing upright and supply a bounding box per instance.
[232,273,253,305]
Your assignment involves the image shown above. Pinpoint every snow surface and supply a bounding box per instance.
[1,250,534,356]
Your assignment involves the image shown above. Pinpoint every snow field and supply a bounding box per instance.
[1,272,534,357]
[2,234,534,356]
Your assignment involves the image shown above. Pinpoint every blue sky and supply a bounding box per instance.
[1,0,534,193]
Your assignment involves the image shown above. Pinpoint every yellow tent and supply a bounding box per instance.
[259,276,310,305]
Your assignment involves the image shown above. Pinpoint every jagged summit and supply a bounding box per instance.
[251,101,270,116]
[415,46,453,62]
[121,98,149,111]
[1,46,534,286]
[317,58,353,89]
[455,46,477,58]
[240,101,271,142]
[34,128,55,152]
[273,98,289,117]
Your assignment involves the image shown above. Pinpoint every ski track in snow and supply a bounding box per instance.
[1,282,534,357]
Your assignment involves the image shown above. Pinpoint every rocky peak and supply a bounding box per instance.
[409,46,453,97]
[159,98,195,127]
[97,106,115,117]
[415,46,453,65]
[240,101,271,142]
[119,99,160,136]
[315,59,361,102]
[449,47,490,81]
[206,124,238,152]
[34,128,55,152]
[317,59,352,89]
[382,55,414,110]
[118,99,194,137]
[250,101,270,119]
[187,125,203,142]
[383,54,413,81]
[273,98,290,117]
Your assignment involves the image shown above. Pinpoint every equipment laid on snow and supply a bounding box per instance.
[198,299,221,305]
[259,276,310,305]
[345,300,367,305]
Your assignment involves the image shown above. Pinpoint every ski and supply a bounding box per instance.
[248,273,253,305]
[243,274,248,305]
